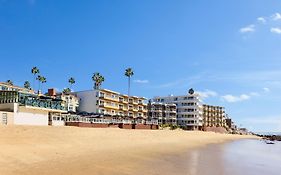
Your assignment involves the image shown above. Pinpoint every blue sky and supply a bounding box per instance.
[1,0,281,132]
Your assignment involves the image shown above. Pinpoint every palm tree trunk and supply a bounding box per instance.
[128,77,131,96]
[33,75,35,91]
[38,81,41,94]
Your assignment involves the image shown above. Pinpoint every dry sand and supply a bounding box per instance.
[0,125,257,175]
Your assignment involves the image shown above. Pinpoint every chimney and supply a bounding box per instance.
[48,88,56,97]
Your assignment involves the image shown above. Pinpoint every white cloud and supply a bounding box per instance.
[263,87,270,93]
[240,24,255,33]
[249,92,260,97]
[221,94,251,103]
[197,90,218,99]
[270,27,281,34]
[271,13,281,21]
[257,17,266,23]
[134,79,149,84]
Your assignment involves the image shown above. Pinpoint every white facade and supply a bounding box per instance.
[0,103,49,126]
[14,112,48,126]
[75,89,148,118]
[75,90,98,113]
[153,89,203,130]
[57,93,79,113]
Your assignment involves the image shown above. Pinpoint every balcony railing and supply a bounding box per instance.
[0,91,66,111]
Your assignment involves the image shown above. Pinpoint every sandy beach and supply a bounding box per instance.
[0,126,257,175]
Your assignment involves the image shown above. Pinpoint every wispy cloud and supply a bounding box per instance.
[221,94,251,103]
[271,13,281,21]
[270,27,281,34]
[134,79,149,84]
[240,24,255,33]
[263,87,270,93]
[221,87,270,103]
[197,90,218,99]
[240,12,281,36]
[257,17,266,24]
[155,70,281,92]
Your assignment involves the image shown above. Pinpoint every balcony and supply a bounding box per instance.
[100,103,119,110]
[100,94,119,102]
[0,91,67,112]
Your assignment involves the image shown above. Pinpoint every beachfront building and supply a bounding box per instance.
[47,89,79,113]
[153,88,203,130]
[75,89,148,123]
[147,101,177,125]
[202,104,227,133]
[225,117,239,134]
[0,82,34,94]
[0,90,67,126]
[202,105,227,127]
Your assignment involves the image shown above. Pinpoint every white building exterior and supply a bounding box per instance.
[153,89,203,130]
[0,103,65,126]
[0,90,67,126]
[56,93,79,113]
[75,90,98,114]
[75,89,148,119]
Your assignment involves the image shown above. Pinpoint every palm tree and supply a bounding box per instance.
[31,67,40,90]
[62,88,71,94]
[24,81,31,90]
[68,77,75,91]
[6,80,13,86]
[36,75,47,93]
[125,68,134,96]
[92,73,105,90]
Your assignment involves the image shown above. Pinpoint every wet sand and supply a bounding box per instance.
[144,139,281,175]
[0,125,257,175]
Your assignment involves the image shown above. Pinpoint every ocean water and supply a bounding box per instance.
[183,139,281,175]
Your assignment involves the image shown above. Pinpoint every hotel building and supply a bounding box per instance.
[147,102,177,125]
[202,105,227,127]
[75,89,148,122]
[153,89,203,130]
[202,104,227,131]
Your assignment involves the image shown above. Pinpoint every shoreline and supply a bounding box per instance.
[0,125,258,175]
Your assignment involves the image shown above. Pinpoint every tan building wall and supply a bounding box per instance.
[203,104,227,128]
[98,89,148,119]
